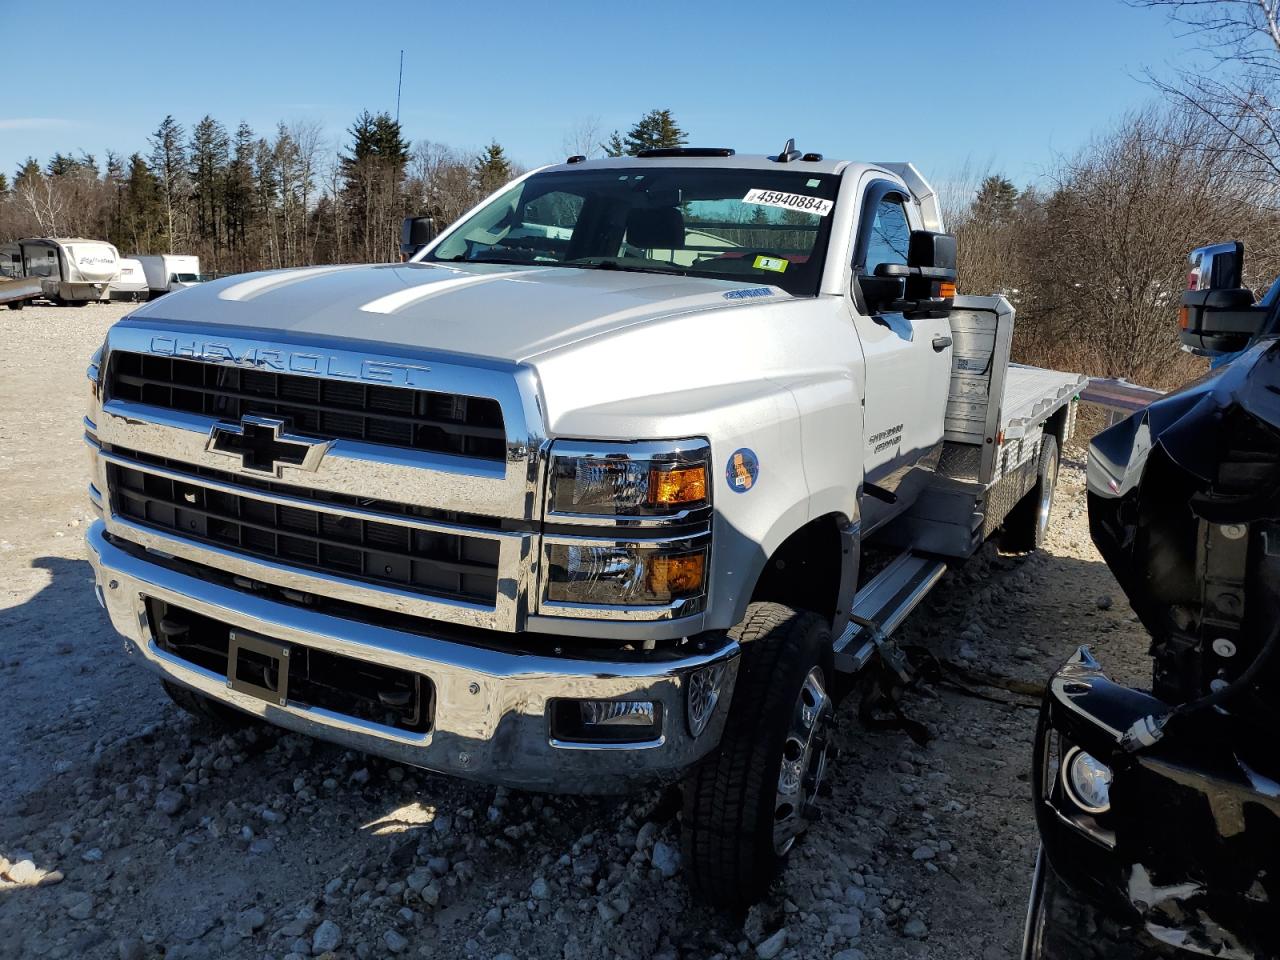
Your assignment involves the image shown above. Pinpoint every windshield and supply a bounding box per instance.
[424,166,841,296]
[171,273,200,283]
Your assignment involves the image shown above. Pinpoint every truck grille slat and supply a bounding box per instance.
[109,463,499,604]
[109,353,507,459]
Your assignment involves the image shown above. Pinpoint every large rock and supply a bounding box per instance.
[312,919,342,953]
[650,841,680,879]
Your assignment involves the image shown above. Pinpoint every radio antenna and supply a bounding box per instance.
[396,50,404,124]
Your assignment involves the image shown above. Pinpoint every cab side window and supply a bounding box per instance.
[864,197,911,275]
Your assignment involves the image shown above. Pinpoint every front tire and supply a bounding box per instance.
[683,602,833,909]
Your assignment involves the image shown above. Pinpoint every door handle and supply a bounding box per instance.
[932,335,952,352]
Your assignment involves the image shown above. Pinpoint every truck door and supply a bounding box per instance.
[845,178,952,530]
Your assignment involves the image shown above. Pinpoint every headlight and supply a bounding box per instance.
[547,439,710,518]
[1064,747,1113,814]
[545,541,706,605]
[541,439,712,615]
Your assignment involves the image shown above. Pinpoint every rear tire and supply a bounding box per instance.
[5,301,21,310]
[1002,435,1060,552]
[161,679,256,730]
[682,602,833,909]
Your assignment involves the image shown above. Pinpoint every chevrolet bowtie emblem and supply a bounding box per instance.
[206,415,333,478]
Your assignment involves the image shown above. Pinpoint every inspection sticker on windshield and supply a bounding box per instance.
[743,188,833,217]
[752,255,788,273]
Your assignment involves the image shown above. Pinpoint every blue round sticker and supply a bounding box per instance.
[726,448,759,493]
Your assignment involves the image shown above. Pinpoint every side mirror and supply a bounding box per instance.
[1179,286,1268,355]
[858,230,957,317]
[1187,240,1243,292]
[400,216,438,261]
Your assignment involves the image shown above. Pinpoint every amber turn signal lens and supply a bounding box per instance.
[938,281,957,299]
[646,552,706,596]
[1178,305,1190,330]
[650,465,707,506]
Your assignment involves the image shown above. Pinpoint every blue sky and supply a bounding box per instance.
[1,0,1199,191]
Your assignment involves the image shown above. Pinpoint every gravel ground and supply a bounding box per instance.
[0,301,1152,960]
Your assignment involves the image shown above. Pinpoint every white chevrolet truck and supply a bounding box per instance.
[84,144,1084,906]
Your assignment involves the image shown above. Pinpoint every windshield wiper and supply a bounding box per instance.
[439,255,534,265]
[564,258,689,277]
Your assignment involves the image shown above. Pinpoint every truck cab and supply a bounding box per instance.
[85,145,1083,905]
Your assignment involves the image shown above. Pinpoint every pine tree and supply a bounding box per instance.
[148,115,188,252]
[623,109,686,155]
[189,116,230,264]
[471,141,512,195]
[0,172,8,197]
[972,175,1018,226]
[14,158,41,188]
[601,130,627,158]
[340,111,409,262]
[224,122,257,266]
[47,153,77,177]
[340,110,409,180]
[122,153,163,253]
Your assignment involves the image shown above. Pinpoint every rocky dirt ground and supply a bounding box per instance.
[0,301,1152,960]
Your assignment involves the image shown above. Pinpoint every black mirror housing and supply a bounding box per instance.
[858,230,957,318]
[400,216,438,260]
[1188,240,1243,291]
[1179,286,1268,355]
[908,230,957,278]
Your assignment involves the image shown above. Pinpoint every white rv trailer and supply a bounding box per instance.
[2,238,120,304]
[109,258,150,301]
[132,254,201,297]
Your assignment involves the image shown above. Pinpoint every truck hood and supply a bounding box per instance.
[126,262,788,363]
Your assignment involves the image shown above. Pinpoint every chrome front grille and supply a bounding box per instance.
[91,324,545,632]
[109,460,500,604]
[108,350,507,461]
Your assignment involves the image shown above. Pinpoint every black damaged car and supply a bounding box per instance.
[1022,241,1280,960]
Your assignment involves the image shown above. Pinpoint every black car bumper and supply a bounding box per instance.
[1027,647,1280,959]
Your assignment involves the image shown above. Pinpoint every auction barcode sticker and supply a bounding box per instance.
[743,188,834,217]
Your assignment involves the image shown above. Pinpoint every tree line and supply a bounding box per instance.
[4,53,1280,392]
[0,108,688,274]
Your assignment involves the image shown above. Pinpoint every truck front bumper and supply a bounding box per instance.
[87,521,739,793]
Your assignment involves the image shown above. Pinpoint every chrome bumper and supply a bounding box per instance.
[86,521,738,793]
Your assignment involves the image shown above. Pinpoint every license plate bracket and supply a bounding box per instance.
[227,629,291,707]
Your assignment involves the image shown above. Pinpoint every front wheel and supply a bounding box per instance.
[683,602,833,909]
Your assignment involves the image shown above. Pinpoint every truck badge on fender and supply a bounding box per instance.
[726,448,759,492]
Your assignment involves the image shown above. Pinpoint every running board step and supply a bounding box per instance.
[833,552,948,673]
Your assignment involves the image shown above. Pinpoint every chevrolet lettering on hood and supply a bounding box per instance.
[147,335,432,386]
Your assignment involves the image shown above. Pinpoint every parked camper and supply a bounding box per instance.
[110,258,150,302]
[133,255,202,298]
[2,238,120,305]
